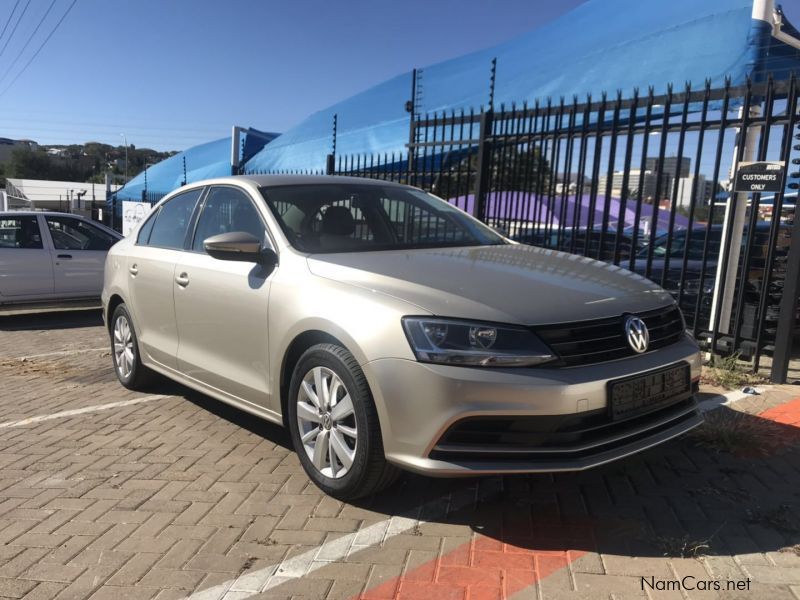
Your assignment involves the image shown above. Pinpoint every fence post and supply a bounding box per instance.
[770,213,800,382]
[325,153,335,175]
[473,110,494,221]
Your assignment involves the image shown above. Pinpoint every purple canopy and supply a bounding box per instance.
[449,192,690,233]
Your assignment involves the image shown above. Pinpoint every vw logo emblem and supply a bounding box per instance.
[624,315,649,353]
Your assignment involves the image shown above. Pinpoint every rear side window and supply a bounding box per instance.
[45,217,117,251]
[137,212,157,245]
[0,216,43,249]
[146,189,203,249]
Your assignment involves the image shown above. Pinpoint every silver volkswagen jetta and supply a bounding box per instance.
[102,175,703,499]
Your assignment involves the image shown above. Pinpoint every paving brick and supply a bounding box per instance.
[19,582,68,600]
[105,553,162,587]
[362,564,403,599]
[184,553,251,574]
[20,563,86,584]
[86,586,158,600]
[138,568,205,590]
[0,577,37,598]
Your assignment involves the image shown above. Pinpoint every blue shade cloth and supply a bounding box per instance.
[244,0,800,173]
[114,130,279,202]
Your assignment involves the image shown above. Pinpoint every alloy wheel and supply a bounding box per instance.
[113,314,135,380]
[296,366,357,478]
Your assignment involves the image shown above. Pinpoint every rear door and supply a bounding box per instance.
[43,216,119,297]
[0,215,54,301]
[126,188,204,369]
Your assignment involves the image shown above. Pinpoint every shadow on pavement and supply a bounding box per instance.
[144,377,293,452]
[358,406,800,560]
[0,308,103,331]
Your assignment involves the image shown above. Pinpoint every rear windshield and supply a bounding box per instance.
[260,183,506,253]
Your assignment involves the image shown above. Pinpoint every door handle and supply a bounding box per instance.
[57,254,72,259]
[129,264,138,276]
[175,272,190,287]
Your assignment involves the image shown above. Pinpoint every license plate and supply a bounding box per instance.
[608,363,690,421]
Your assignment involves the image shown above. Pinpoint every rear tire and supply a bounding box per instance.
[287,343,399,499]
[110,303,155,390]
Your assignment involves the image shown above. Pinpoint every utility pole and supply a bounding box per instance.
[119,133,128,182]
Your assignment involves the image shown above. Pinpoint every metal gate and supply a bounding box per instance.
[326,76,800,382]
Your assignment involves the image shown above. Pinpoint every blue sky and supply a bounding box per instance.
[0,0,587,151]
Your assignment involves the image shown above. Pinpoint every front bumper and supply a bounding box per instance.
[363,334,703,475]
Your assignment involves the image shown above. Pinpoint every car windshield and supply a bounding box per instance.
[260,183,507,253]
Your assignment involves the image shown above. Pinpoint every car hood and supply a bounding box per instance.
[307,244,674,325]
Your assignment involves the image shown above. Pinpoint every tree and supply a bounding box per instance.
[430,143,553,200]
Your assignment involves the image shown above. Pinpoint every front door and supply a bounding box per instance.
[174,185,274,407]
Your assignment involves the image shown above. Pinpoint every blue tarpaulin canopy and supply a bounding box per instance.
[245,0,800,173]
[115,0,800,201]
[114,129,279,201]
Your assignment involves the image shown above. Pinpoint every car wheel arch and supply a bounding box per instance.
[279,330,346,427]
[106,294,126,331]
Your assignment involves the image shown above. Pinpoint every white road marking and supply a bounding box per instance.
[0,395,168,429]
[183,484,492,600]
[8,347,108,361]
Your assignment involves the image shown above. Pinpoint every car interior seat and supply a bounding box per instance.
[319,206,357,251]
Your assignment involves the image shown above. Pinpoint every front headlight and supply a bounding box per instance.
[402,317,556,367]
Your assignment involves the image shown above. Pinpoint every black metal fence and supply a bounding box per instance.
[325,77,800,382]
[115,76,800,382]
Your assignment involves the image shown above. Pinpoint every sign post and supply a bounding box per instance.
[708,106,760,343]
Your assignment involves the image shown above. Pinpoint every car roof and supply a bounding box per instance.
[0,211,122,237]
[0,211,83,218]
[187,174,410,189]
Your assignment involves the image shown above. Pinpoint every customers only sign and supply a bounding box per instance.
[733,161,785,193]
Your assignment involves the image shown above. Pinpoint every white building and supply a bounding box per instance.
[675,175,715,208]
[4,178,120,212]
[598,169,673,201]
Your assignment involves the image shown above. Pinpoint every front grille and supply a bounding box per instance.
[535,305,685,367]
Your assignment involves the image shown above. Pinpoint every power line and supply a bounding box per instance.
[0,0,31,61]
[0,116,228,135]
[0,0,22,48]
[0,0,77,99]
[0,0,59,88]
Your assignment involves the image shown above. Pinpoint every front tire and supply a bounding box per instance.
[287,343,399,499]
[110,303,154,390]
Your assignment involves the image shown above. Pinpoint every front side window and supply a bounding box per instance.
[0,216,43,249]
[147,189,203,249]
[46,217,117,251]
[260,184,505,253]
[192,187,266,252]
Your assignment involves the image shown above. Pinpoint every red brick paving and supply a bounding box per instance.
[759,395,800,427]
[355,535,585,600]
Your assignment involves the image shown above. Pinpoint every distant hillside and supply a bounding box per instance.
[0,141,176,186]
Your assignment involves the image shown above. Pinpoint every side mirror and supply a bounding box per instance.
[204,232,278,267]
